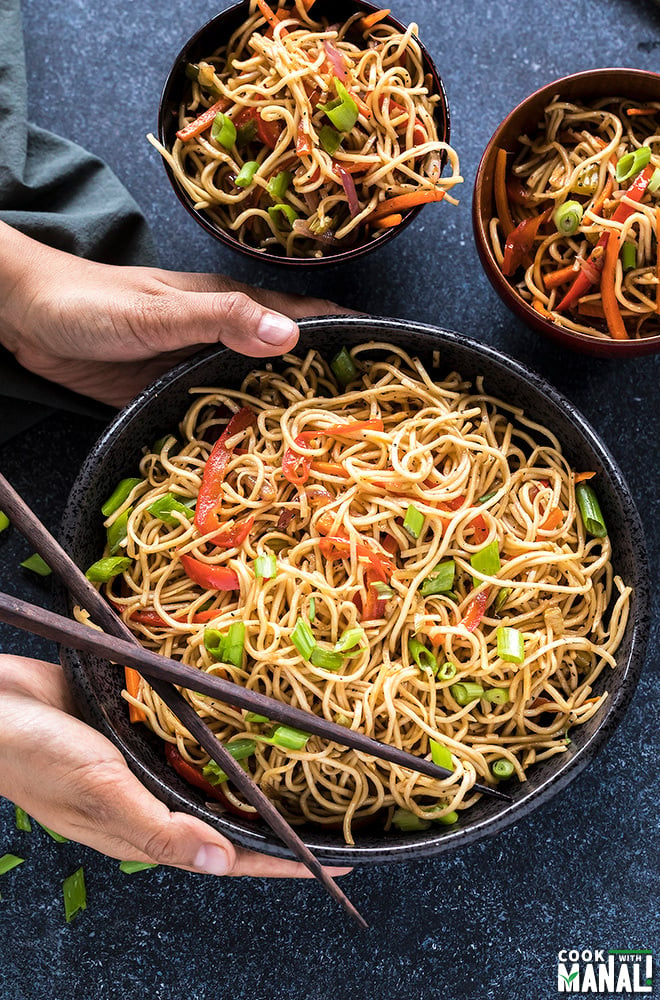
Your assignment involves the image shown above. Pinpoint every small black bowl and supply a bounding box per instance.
[59,317,650,866]
[156,0,450,266]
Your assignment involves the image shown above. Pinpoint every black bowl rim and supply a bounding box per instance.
[156,0,451,267]
[58,315,650,864]
[472,66,660,357]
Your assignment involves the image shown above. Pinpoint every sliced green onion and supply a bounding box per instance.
[119,861,159,874]
[435,810,459,826]
[494,586,512,613]
[236,119,258,147]
[211,112,236,149]
[254,553,277,579]
[245,711,269,723]
[268,203,298,227]
[403,503,425,540]
[437,661,457,681]
[63,867,87,923]
[20,553,51,576]
[553,199,583,236]
[408,637,436,673]
[147,493,194,525]
[107,507,131,555]
[308,596,316,622]
[152,435,176,455]
[330,346,358,386]
[484,687,510,705]
[334,626,366,652]
[371,580,394,599]
[204,622,245,667]
[85,556,132,582]
[269,725,309,750]
[319,124,342,155]
[450,682,484,706]
[0,511,9,533]
[622,241,637,271]
[38,822,68,843]
[615,145,651,183]
[203,739,257,785]
[476,490,498,504]
[491,758,515,780]
[391,808,431,832]
[235,160,259,187]
[419,559,455,597]
[102,478,141,517]
[267,169,292,201]
[0,854,24,876]
[429,738,454,772]
[318,78,358,132]
[14,806,32,832]
[648,166,660,193]
[291,617,316,659]
[497,626,525,664]
[470,538,500,587]
[576,482,607,538]
[310,646,344,670]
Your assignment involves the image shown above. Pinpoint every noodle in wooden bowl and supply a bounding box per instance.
[59,320,650,865]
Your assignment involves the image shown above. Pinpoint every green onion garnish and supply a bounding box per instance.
[470,538,500,587]
[437,661,457,681]
[38,822,68,843]
[211,112,237,149]
[119,861,159,874]
[85,556,132,582]
[267,169,292,201]
[576,482,607,538]
[330,346,358,386]
[435,810,459,826]
[477,490,499,504]
[391,808,431,832]
[484,687,510,705]
[648,166,660,193]
[107,507,131,555]
[20,553,51,576]
[450,682,484,706]
[204,622,245,667]
[429,738,454,771]
[14,806,32,832]
[334,626,366,652]
[310,646,344,670]
[267,725,310,750]
[245,711,269,723]
[63,867,87,923]
[319,124,342,155]
[318,78,359,132]
[622,241,637,271]
[496,626,525,664]
[615,145,651,183]
[291,617,316,659]
[235,160,259,187]
[371,580,394,599]
[408,637,436,673]
[152,434,176,455]
[147,493,195,525]
[419,559,455,597]
[0,511,9,533]
[553,199,583,236]
[203,739,257,785]
[308,596,316,622]
[0,854,24,876]
[236,119,258,147]
[254,553,277,579]
[268,203,298,227]
[491,758,516,780]
[494,586,512,613]
[403,503,425,540]
[102,478,141,517]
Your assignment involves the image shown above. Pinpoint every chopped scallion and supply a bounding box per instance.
[254,552,277,579]
[63,867,87,923]
[615,145,651,183]
[622,241,637,271]
[267,725,309,750]
[85,556,132,582]
[553,199,583,236]
[0,854,24,876]
[491,758,515,780]
[429,738,454,772]
[245,711,269,723]
[308,596,316,622]
[310,646,344,670]
[38,822,68,843]
[202,739,257,785]
[450,681,484,706]
[20,553,51,577]
[484,687,510,705]
[419,559,455,597]
[408,637,437,673]
[147,493,195,525]
[107,507,131,554]
[435,810,459,826]
[267,170,292,201]
[14,806,32,832]
[334,626,366,652]
[494,587,511,613]
[119,861,159,874]
[391,808,431,832]
[649,166,660,193]
[470,538,500,587]
[330,346,358,386]
[319,124,342,155]
[204,622,245,667]
[496,626,525,664]
[403,503,425,540]
[576,482,607,538]
[0,511,9,533]
[291,617,316,659]
[268,203,298,227]
[235,160,259,187]
[437,661,457,681]
[102,478,141,517]
[371,580,394,599]
[211,112,236,149]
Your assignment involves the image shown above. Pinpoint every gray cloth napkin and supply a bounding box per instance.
[0,0,159,441]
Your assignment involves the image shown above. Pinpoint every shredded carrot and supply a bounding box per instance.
[532,298,553,318]
[176,98,231,142]
[310,461,349,478]
[540,507,563,531]
[601,227,629,339]
[494,147,515,239]
[360,8,391,30]
[372,212,403,229]
[353,92,372,119]
[124,667,146,723]
[591,173,614,219]
[656,206,660,313]
[256,0,288,34]
[626,107,654,116]
[543,264,578,291]
[574,471,596,484]
[371,189,445,220]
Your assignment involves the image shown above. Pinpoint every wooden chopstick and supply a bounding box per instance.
[0,474,367,929]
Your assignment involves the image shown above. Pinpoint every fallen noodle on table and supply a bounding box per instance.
[86,344,630,845]
[148,0,461,257]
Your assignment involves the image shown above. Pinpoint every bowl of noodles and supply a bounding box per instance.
[58,317,650,865]
[473,68,660,357]
[150,0,461,263]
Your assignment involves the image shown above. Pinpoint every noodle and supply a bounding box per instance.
[92,345,630,845]
[490,96,660,340]
[148,0,462,257]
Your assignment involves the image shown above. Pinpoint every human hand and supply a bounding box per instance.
[0,654,350,878]
[0,222,350,406]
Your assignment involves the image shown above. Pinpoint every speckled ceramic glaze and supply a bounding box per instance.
[157,0,450,267]
[58,317,650,865]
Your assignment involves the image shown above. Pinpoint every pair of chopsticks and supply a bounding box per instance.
[0,473,511,927]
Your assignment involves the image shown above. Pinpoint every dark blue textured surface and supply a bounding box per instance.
[1,0,659,997]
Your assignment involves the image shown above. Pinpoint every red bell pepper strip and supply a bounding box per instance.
[234,106,283,150]
[501,209,550,276]
[468,513,489,544]
[180,554,240,591]
[319,536,392,582]
[213,515,255,550]
[195,407,256,538]
[176,98,231,142]
[556,164,655,313]
[296,121,313,156]
[460,590,489,632]
[164,744,258,820]
[282,431,318,486]
[129,607,222,627]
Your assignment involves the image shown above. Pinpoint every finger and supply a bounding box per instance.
[0,655,79,714]
[225,847,352,879]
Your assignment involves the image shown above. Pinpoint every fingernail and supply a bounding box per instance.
[193,844,231,876]
[257,313,298,345]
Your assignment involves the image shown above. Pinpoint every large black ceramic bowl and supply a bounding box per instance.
[156,0,450,266]
[59,317,650,865]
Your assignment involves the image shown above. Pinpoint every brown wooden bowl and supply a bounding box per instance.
[472,68,660,358]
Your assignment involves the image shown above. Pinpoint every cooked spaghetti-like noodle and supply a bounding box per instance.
[490,96,660,340]
[148,0,461,257]
[94,345,630,844]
